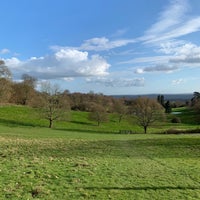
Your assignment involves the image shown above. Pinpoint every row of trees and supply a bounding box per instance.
[0,60,173,133]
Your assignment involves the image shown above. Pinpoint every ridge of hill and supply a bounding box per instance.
[111,93,193,101]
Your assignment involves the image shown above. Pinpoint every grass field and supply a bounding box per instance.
[1,105,200,199]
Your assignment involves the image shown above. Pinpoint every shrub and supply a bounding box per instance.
[165,128,185,134]
[171,117,181,123]
[165,128,200,134]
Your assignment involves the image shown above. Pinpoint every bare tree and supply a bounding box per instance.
[40,82,70,128]
[132,97,164,133]
[0,60,12,103]
[0,78,13,103]
[112,99,127,123]
[88,103,108,126]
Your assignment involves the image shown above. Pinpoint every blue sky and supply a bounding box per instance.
[1,0,200,95]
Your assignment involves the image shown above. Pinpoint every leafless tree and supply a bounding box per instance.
[132,97,164,133]
[0,60,12,103]
[88,103,108,126]
[40,82,70,128]
[112,99,127,123]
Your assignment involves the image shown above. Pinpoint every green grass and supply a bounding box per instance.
[1,105,200,199]
[1,127,200,199]
[171,107,198,125]
[0,105,144,133]
[0,105,199,134]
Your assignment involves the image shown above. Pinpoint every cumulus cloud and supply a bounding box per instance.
[168,42,200,64]
[135,64,179,74]
[155,40,200,64]
[5,57,23,68]
[55,49,88,62]
[157,40,185,54]
[132,40,200,74]
[86,77,144,87]
[4,48,110,80]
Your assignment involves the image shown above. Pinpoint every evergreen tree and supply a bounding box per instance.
[165,100,172,113]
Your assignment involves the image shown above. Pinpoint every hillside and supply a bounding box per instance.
[0,106,200,199]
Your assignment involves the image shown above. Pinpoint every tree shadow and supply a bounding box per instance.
[70,120,94,126]
[55,127,117,134]
[82,185,200,191]
[0,117,48,128]
[0,118,37,127]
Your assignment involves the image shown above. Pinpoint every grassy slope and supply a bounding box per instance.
[0,105,198,134]
[172,107,199,125]
[0,105,144,133]
[0,105,200,199]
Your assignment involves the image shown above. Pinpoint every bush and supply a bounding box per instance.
[171,117,181,123]
[164,128,200,134]
[165,128,185,134]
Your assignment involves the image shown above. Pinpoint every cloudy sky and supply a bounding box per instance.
[1,0,200,94]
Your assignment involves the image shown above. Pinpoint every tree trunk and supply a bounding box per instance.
[119,115,123,123]
[49,119,53,128]
[144,126,147,133]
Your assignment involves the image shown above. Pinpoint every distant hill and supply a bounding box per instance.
[111,93,193,101]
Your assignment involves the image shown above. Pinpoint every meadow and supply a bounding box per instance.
[0,105,200,199]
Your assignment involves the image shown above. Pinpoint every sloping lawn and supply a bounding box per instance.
[0,126,200,199]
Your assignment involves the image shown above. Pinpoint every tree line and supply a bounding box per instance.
[0,60,198,133]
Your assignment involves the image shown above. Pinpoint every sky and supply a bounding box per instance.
[1,0,200,95]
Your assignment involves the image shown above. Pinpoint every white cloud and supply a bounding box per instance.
[131,40,200,74]
[157,40,186,54]
[170,55,200,64]
[122,56,170,64]
[149,17,200,43]
[5,57,22,68]
[111,28,129,37]
[145,0,188,37]
[4,48,110,80]
[135,64,179,74]
[0,48,10,54]
[55,49,88,62]
[158,41,200,64]
[63,77,74,81]
[172,78,185,85]
[86,77,144,87]
[80,37,136,51]
[134,68,144,74]
[141,0,200,44]
[51,36,136,53]
[119,0,200,74]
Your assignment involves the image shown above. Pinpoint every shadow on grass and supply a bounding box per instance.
[83,185,200,191]
[70,120,94,126]
[55,127,117,134]
[0,118,45,128]
[0,117,118,134]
